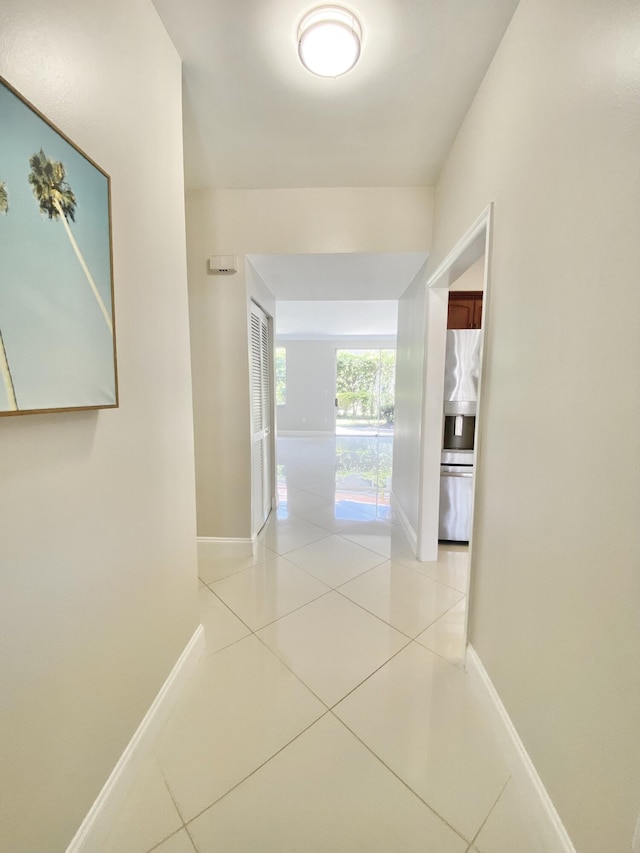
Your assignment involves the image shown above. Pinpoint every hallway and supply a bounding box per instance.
[103,437,541,852]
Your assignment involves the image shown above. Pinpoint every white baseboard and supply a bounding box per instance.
[197,536,254,558]
[466,645,577,853]
[277,430,334,437]
[66,625,205,853]
[390,492,418,554]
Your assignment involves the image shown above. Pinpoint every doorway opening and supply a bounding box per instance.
[335,348,396,437]
[415,205,493,653]
[246,250,425,533]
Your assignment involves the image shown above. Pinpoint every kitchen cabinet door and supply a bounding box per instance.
[447,292,483,329]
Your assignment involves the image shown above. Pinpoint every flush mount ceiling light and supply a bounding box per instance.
[297,6,362,78]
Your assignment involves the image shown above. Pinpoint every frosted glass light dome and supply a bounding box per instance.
[297,6,362,78]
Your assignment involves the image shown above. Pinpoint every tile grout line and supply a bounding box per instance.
[209,584,334,637]
[184,612,464,840]
[380,552,470,594]
[143,758,190,852]
[333,532,408,561]
[200,587,337,703]
[331,581,466,648]
[209,551,336,590]
[201,567,469,672]
[200,594,255,642]
[331,585,419,639]
[411,595,468,647]
[182,708,333,829]
[183,819,200,853]
[205,576,468,735]
[205,565,468,703]
[198,559,270,585]
[146,826,188,853]
[271,529,468,595]
[329,711,472,847]
[284,528,393,565]
[200,557,275,586]
[327,638,414,710]
[206,585,426,730]
[189,449,476,846]
[251,627,333,710]
[208,535,385,595]
[464,774,512,852]
[198,626,254,660]
[277,550,386,585]
[240,586,465,712]
[413,639,468,673]
[246,593,422,708]
[257,534,333,558]
[199,583,253,620]
[207,537,466,642]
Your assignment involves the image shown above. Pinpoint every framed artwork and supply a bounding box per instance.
[0,76,117,416]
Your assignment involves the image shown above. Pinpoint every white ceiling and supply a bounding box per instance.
[248,252,427,299]
[151,0,520,189]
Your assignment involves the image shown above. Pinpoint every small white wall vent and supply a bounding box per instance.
[208,255,237,274]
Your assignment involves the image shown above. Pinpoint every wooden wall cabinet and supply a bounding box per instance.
[447,291,483,329]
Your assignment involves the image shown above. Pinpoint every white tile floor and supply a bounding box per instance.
[103,436,542,853]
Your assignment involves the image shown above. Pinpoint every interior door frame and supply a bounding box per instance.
[415,203,494,642]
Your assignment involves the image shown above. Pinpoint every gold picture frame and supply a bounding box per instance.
[0,75,118,416]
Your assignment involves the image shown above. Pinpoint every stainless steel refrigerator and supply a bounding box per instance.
[439,329,481,541]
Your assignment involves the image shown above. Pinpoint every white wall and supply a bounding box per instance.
[450,255,484,291]
[187,187,432,538]
[198,188,433,256]
[276,340,336,433]
[0,1,198,850]
[247,259,276,320]
[430,1,640,850]
[392,261,429,538]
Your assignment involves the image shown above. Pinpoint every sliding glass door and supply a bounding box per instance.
[335,348,396,436]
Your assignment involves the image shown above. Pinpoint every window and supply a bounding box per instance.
[275,346,286,406]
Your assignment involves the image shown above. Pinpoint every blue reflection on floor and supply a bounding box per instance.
[335,500,392,521]
[276,497,390,522]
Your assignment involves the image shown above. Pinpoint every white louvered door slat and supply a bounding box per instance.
[251,312,263,434]
[261,319,270,432]
[250,302,272,532]
[260,317,271,521]
[252,440,264,535]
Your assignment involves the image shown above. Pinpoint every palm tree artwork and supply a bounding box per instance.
[28,149,112,333]
[0,181,18,410]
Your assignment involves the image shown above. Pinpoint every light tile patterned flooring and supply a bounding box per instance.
[103,436,542,853]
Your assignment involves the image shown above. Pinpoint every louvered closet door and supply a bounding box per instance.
[250,302,272,532]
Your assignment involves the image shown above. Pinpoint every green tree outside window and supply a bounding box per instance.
[275,346,286,406]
